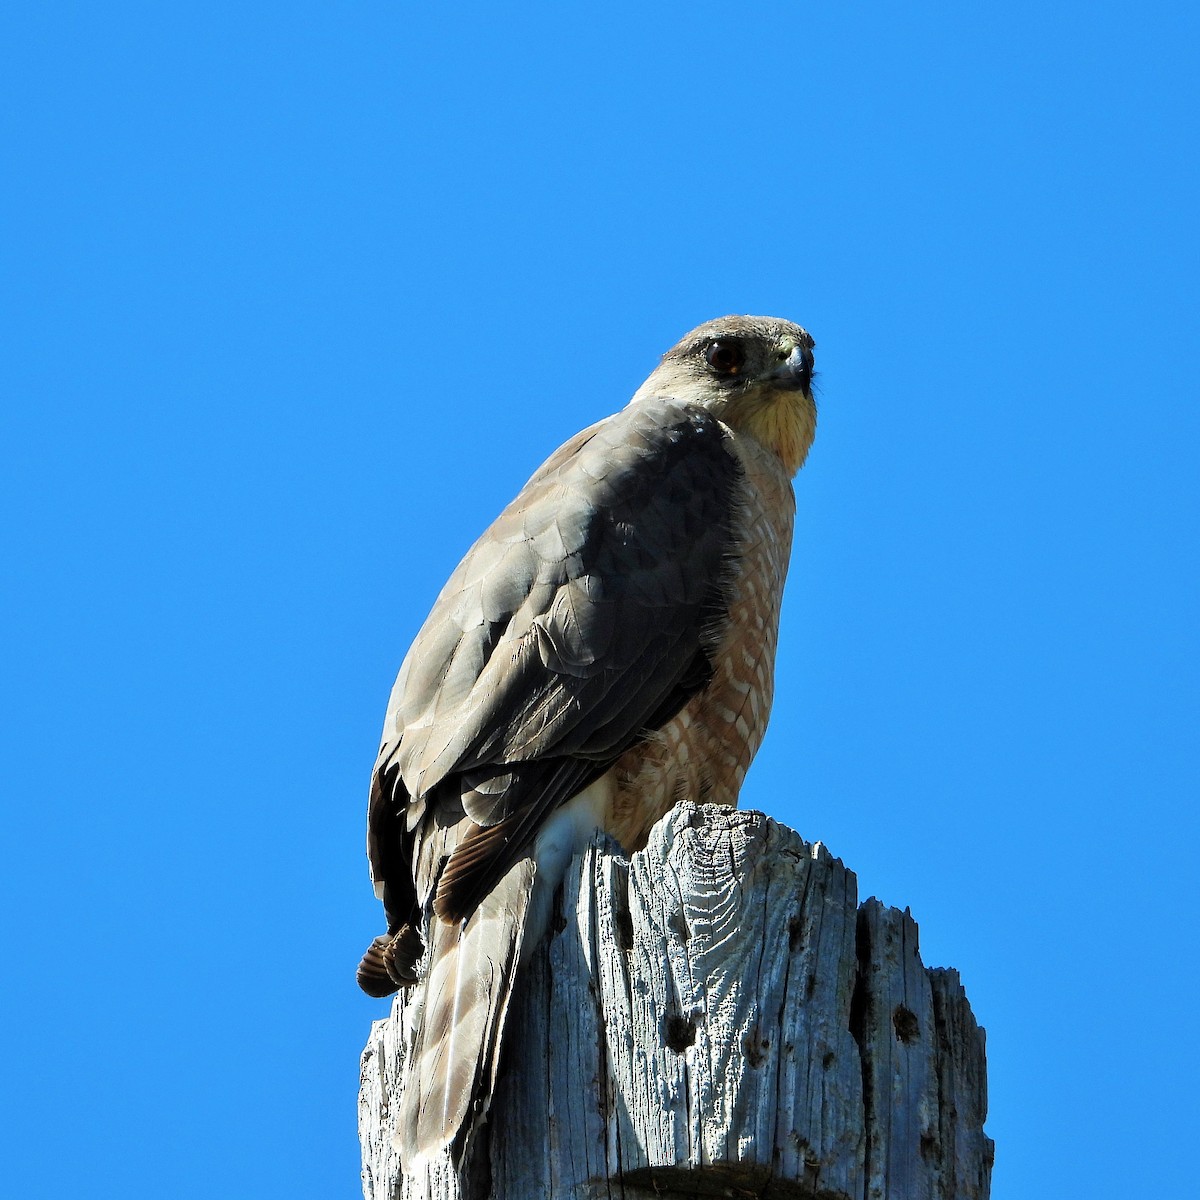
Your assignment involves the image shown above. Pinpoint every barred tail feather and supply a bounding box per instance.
[357,923,424,997]
[398,858,536,1168]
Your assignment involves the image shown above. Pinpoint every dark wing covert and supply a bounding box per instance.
[367,397,743,928]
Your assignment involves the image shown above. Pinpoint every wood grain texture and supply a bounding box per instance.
[359,805,992,1200]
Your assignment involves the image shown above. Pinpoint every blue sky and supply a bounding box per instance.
[2,3,1197,1196]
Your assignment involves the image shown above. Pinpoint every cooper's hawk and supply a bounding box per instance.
[358,315,817,1169]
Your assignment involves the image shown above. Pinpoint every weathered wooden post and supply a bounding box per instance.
[360,803,992,1199]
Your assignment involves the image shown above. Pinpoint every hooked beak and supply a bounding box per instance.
[771,343,815,395]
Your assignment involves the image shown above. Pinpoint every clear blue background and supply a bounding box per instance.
[3,3,1196,1196]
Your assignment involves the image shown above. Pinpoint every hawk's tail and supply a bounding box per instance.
[356,923,424,997]
[398,857,536,1170]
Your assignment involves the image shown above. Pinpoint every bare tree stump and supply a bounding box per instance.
[359,804,992,1199]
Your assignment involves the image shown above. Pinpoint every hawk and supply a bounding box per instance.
[357,315,817,1169]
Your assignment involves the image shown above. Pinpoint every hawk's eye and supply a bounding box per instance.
[704,339,746,377]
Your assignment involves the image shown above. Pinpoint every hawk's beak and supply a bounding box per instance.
[771,344,814,396]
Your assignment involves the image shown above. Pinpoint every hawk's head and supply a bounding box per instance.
[632,315,817,476]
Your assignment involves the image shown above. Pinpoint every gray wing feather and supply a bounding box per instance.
[367,397,741,927]
[394,400,738,786]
